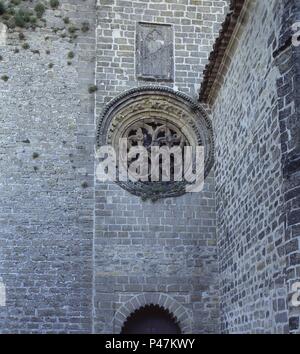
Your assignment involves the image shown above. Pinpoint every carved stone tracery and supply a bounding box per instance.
[123,119,188,183]
[96,86,214,200]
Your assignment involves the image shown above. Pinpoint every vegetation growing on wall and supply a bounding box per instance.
[0,0,90,40]
[0,0,92,87]
[0,1,6,15]
[0,0,40,29]
[49,0,59,9]
[0,0,79,32]
[34,3,45,18]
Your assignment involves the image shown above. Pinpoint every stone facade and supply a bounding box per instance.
[209,0,300,333]
[0,0,299,334]
[0,0,96,333]
[275,0,300,334]
[94,0,228,334]
[0,0,228,333]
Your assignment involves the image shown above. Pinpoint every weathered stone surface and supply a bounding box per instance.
[94,0,228,334]
[1,0,298,335]
[209,0,300,334]
[136,23,173,81]
[0,0,96,334]
[0,0,228,334]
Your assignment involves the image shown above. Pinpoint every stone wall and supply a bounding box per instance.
[94,0,229,334]
[0,0,229,334]
[95,0,229,103]
[1,0,296,335]
[0,0,96,333]
[6,0,298,335]
[274,0,300,334]
[211,0,292,333]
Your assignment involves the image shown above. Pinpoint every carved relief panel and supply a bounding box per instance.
[136,23,174,81]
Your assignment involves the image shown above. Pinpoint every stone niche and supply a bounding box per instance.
[136,23,174,81]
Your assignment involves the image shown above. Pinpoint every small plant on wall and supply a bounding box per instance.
[0,0,85,64]
[0,1,6,15]
[81,21,89,33]
[0,0,61,30]
[0,1,41,29]
[88,85,98,94]
[34,3,45,18]
[49,0,59,9]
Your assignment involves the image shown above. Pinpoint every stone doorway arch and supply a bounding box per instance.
[121,304,181,334]
[112,293,193,334]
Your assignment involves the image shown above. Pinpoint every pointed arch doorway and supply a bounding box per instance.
[121,305,181,334]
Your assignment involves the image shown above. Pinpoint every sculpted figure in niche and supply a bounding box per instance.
[143,29,165,77]
[137,23,173,81]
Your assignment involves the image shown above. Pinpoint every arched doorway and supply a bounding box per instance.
[121,305,181,334]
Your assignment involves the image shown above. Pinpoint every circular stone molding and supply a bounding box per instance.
[96,86,214,200]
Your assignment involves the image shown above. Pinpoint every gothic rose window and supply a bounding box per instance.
[96,87,214,201]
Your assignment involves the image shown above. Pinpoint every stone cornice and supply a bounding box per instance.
[199,0,252,105]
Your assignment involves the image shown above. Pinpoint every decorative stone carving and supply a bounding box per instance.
[126,120,185,149]
[122,119,188,183]
[96,86,214,201]
[136,23,174,81]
